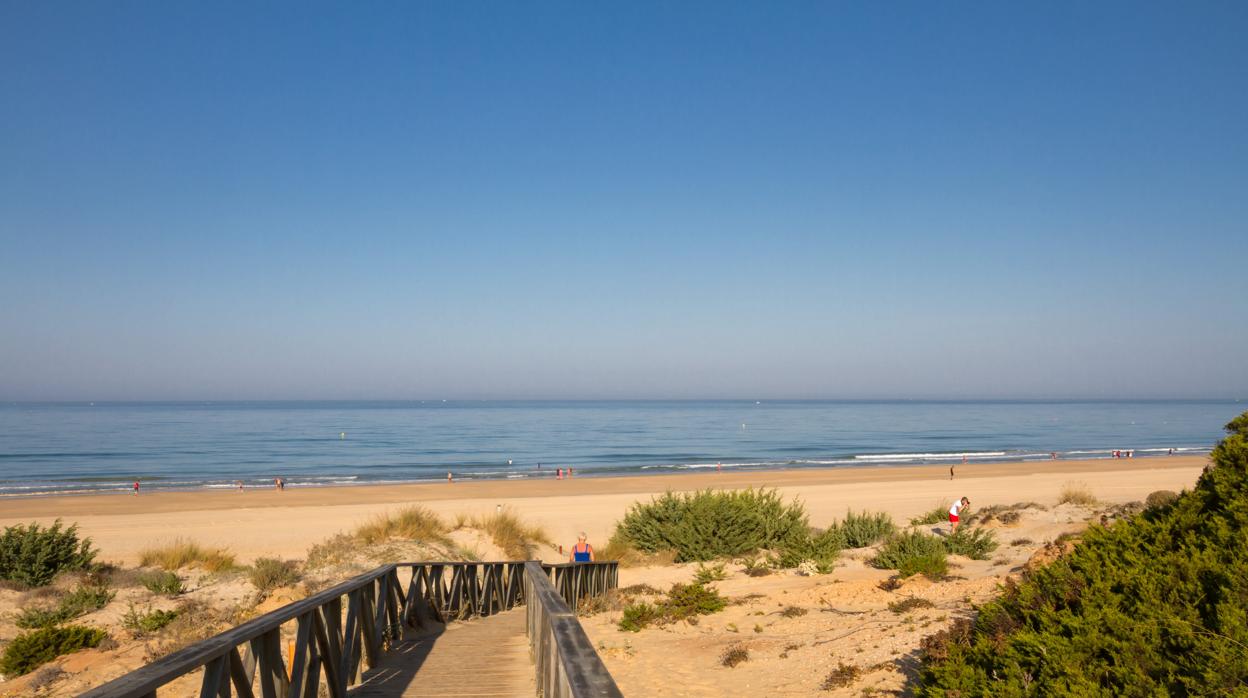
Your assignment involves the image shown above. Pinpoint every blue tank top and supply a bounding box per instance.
[573,543,592,562]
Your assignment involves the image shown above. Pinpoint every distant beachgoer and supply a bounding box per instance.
[557,468,563,480]
[236,480,243,492]
[1168,448,1174,456]
[949,497,970,533]
[950,465,955,480]
[568,467,574,478]
[570,533,594,563]
[717,462,722,472]
[1051,452,1058,460]
[447,471,453,484]
[133,480,140,496]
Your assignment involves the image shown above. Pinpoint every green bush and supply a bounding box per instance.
[917,411,1248,694]
[693,562,726,584]
[616,583,727,631]
[943,527,998,560]
[1145,489,1178,509]
[14,584,114,629]
[777,527,843,570]
[872,531,948,578]
[0,625,107,676]
[618,602,663,632]
[121,604,179,635]
[837,510,896,548]
[248,558,301,592]
[140,570,184,596]
[663,582,727,621]
[0,521,97,588]
[910,504,950,526]
[613,489,809,562]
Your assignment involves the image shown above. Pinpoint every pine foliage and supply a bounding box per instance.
[614,489,809,562]
[917,411,1248,695]
[0,520,96,588]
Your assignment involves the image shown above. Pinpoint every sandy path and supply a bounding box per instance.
[0,456,1205,565]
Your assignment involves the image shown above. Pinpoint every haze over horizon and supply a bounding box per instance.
[2,3,1246,402]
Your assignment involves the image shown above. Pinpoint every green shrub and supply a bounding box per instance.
[618,602,663,632]
[777,527,843,569]
[0,521,97,588]
[910,504,950,526]
[615,583,727,631]
[872,531,948,578]
[693,562,726,584]
[121,604,179,635]
[943,527,998,560]
[663,582,727,621]
[140,570,184,596]
[248,558,301,592]
[837,510,896,548]
[14,584,114,629]
[0,625,107,676]
[917,411,1248,694]
[1145,489,1178,509]
[613,489,809,562]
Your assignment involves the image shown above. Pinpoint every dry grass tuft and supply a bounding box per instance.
[600,535,677,567]
[820,662,862,689]
[468,509,552,560]
[354,506,450,546]
[720,643,750,667]
[138,539,236,572]
[1058,482,1098,506]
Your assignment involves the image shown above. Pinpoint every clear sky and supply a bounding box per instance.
[2,3,1246,401]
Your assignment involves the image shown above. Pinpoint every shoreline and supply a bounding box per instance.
[0,454,1206,517]
[0,455,1209,567]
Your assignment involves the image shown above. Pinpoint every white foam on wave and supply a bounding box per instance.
[854,451,1007,461]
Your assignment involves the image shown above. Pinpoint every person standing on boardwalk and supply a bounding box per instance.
[949,497,970,534]
[569,533,594,562]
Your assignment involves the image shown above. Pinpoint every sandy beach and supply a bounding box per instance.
[0,455,1206,565]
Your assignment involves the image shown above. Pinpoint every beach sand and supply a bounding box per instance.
[0,455,1206,565]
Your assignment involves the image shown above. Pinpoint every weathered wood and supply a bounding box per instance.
[79,560,619,697]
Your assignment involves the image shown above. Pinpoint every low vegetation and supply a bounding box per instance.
[693,562,727,584]
[887,597,935,614]
[910,504,950,526]
[1145,489,1178,509]
[1057,481,1098,506]
[964,502,1045,526]
[720,643,749,667]
[0,520,97,588]
[617,582,727,632]
[872,531,948,579]
[836,510,896,548]
[821,662,862,690]
[465,509,552,560]
[0,624,108,676]
[612,489,810,562]
[247,558,301,592]
[941,527,999,560]
[140,570,184,596]
[138,539,236,572]
[121,604,179,635]
[14,584,114,629]
[354,506,450,546]
[917,412,1248,694]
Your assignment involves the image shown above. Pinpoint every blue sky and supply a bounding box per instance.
[1,2,1246,400]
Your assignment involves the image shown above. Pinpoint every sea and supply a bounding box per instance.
[0,400,1239,498]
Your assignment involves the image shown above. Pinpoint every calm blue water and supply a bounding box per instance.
[0,400,1238,497]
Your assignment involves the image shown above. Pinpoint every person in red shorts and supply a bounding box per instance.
[949,497,970,534]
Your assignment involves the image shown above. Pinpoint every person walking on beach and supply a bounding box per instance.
[133,480,140,496]
[446,471,453,484]
[569,533,594,562]
[949,497,969,534]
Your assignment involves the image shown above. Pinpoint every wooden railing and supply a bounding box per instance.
[78,560,619,698]
[524,562,624,698]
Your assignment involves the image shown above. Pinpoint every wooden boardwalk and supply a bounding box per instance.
[349,609,534,697]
